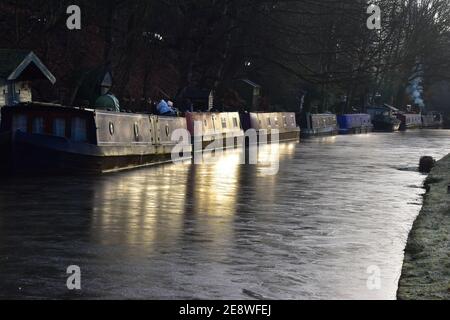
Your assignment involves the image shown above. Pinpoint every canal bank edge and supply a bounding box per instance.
[397,155,450,300]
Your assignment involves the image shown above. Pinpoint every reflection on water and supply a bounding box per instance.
[91,163,190,248]
[0,132,449,299]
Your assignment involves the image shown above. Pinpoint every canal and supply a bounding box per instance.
[1,130,450,300]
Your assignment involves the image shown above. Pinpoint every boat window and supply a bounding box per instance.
[53,118,66,137]
[134,122,140,141]
[71,118,87,142]
[233,117,238,128]
[275,117,279,126]
[12,114,27,133]
[212,116,216,131]
[221,118,227,129]
[204,120,208,128]
[165,124,170,137]
[283,116,287,127]
[32,117,44,134]
[109,122,115,136]
[268,118,272,126]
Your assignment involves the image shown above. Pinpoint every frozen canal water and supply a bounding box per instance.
[1,130,450,299]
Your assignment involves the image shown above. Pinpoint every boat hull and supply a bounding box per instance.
[372,121,401,132]
[0,131,12,173]
[2,131,189,175]
[337,114,373,135]
[301,127,338,138]
[338,126,373,135]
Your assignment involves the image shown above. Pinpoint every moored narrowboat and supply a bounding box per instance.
[0,103,193,174]
[371,115,401,132]
[367,105,401,132]
[240,112,300,143]
[300,113,338,137]
[337,114,373,134]
[185,112,244,149]
[396,113,422,131]
[422,112,443,129]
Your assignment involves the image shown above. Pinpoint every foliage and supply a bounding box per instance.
[1,0,450,113]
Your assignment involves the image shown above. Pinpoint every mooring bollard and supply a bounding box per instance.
[419,156,435,173]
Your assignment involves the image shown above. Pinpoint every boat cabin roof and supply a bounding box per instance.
[3,102,94,116]
[239,79,261,88]
[367,104,400,112]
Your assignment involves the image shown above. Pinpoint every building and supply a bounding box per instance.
[0,49,56,108]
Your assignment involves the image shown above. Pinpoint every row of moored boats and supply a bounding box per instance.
[0,103,442,175]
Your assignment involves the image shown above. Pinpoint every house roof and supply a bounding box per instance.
[0,49,56,84]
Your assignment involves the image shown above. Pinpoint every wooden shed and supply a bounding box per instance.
[0,49,56,108]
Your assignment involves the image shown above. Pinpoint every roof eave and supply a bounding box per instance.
[7,51,56,84]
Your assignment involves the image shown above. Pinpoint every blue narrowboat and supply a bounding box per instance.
[337,114,373,134]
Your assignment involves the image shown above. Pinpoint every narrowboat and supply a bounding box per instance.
[300,113,338,137]
[371,114,401,132]
[239,112,300,143]
[0,102,193,174]
[367,105,401,132]
[422,112,443,129]
[185,112,244,149]
[396,113,422,131]
[337,114,373,134]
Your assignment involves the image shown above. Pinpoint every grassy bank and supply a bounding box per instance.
[397,155,450,300]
